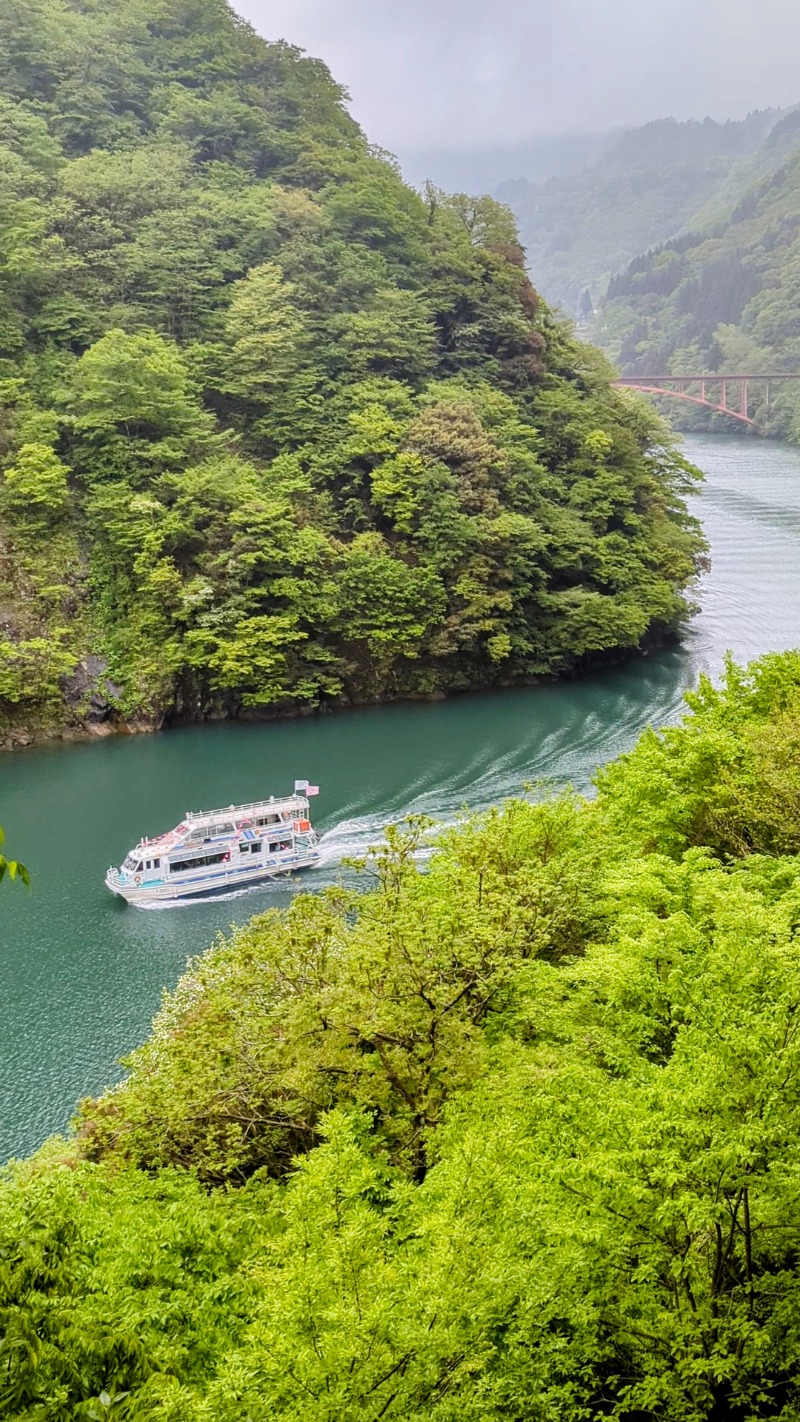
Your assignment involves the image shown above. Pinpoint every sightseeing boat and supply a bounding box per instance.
[105,781,321,906]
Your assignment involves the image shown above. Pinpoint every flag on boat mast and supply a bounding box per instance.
[294,779,320,796]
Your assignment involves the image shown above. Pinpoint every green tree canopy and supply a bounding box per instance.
[7,654,800,1418]
[0,825,27,885]
[0,0,703,747]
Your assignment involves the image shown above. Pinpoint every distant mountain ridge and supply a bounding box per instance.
[594,105,800,439]
[499,110,789,316]
[397,130,621,199]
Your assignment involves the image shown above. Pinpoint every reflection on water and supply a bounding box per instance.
[2,432,799,1160]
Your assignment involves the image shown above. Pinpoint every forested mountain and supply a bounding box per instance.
[8,649,800,1418]
[0,0,703,741]
[596,109,800,440]
[500,110,789,315]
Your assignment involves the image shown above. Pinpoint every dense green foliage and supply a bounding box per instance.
[0,0,704,736]
[7,651,800,1418]
[0,824,27,885]
[499,110,787,316]
[594,111,800,439]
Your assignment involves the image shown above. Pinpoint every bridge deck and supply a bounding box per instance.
[613,373,800,430]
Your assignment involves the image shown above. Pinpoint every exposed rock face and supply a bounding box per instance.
[59,656,123,724]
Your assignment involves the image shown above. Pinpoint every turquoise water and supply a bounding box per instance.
[3,432,800,1162]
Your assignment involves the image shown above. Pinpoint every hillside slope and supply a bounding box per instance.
[500,110,788,316]
[0,0,704,742]
[7,651,800,1418]
[595,109,800,439]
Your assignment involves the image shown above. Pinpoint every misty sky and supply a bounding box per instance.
[234,0,800,153]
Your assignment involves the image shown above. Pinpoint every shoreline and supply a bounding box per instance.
[0,632,681,755]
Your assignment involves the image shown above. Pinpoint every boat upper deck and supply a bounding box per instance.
[183,794,308,829]
[132,794,311,854]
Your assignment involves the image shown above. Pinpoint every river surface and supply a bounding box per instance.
[3,432,800,1162]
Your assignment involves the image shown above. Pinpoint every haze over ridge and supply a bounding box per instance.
[235,0,800,157]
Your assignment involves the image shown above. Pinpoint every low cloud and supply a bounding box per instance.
[234,0,800,151]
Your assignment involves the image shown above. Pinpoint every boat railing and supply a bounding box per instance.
[184,794,308,824]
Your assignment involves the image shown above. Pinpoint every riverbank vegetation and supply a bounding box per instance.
[5,649,800,1418]
[0,0,704,740]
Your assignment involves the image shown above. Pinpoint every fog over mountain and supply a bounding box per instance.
[236,0,800,163]
[397,132,622,196]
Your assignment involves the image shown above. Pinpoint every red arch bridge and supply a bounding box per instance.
[614,374,800,430]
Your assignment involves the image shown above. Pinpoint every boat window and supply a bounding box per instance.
[269,838,292,852]
[153,858,160,869]
[169,851,229,874]
[256,814,280,826]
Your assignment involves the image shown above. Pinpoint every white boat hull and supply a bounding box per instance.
[105,848,321,907]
